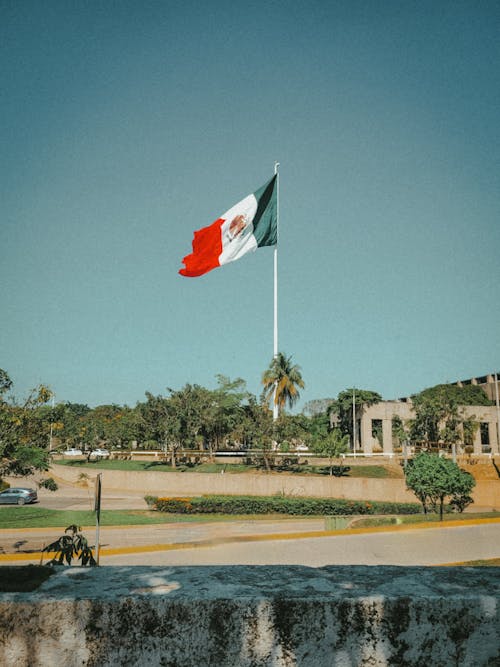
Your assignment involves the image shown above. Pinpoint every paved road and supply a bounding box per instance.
[98,522,500,567]
[2,518,499,568]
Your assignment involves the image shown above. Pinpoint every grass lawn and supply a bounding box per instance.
[54,459,400,478]
[351,512,500,528]
[0,506,315,529]
[54,460,257,473]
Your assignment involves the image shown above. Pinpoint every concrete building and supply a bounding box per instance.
[353,373,500,456]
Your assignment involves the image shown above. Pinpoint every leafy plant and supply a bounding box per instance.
[42,524,96,566]
[154,494,421,516]
[38,477,58,491]
[405,453,476,519]
[312,428,350,475]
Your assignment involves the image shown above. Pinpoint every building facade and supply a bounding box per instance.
[353,374,500,455]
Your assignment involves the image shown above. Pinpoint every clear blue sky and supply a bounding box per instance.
[2,1,499,409]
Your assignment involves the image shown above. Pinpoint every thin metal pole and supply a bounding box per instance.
[352,388,356,457]
[49,395,55,451]
[273,162,280,421]
[95,473,102,565]
[495,372,500,454]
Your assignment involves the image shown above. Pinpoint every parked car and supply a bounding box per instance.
[0,488,38,505]
[89,448,110,459]
[63,448,83,456]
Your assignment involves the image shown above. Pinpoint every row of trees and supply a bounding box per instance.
[0,357,494,480]
[0,356,307,477]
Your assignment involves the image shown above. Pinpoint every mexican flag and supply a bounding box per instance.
[179,175,277,277]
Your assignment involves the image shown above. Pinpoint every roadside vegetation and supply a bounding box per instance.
[351,512,499,528]
[150,495,421,515]
[0,506,335,529]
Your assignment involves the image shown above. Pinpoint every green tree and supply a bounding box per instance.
[312,428,350,475]
[54,402,91,448]
[330,389,382,442]
[82,404,140,452]
[392,415,408,450]
[231,397,273,452]
[405,453,475,520]
[409,384,492,447]
[261,352,305,417]
[138,392,184,466]
[198,376,248,457]
[274,414,311,450]
[0,370,53,477]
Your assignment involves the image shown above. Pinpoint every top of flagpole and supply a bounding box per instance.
[274,162,280,175]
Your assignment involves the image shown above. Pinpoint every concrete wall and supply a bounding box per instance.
[51,464,417,503]
[1,565,499,666]
[51,463,500,509]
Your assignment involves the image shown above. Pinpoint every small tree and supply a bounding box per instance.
[43,525,96,566]
[405,453,475,520]
[313,428,350,476]
[0,370,54,478]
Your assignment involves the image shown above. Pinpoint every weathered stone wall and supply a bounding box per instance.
[1,566,499,666]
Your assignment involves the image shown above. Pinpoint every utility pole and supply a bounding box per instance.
[48,394,55,451]
[352,388,356,457]
[495,372,500,454]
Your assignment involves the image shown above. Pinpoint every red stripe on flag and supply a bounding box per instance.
[179,218,224,277]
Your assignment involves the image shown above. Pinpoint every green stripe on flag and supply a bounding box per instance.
[252,175,277,247]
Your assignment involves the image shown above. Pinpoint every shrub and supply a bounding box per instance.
[38,477,58,492]
[144,495,158,508]
[155,497,193,513]
[153,494,421,516]
[0,479,10,491]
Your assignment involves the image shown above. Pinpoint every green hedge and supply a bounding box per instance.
[151,495,421,516]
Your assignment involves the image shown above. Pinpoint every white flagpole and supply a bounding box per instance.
[352,388,357,457]
[494,372,500,453]
[273,162,280,421]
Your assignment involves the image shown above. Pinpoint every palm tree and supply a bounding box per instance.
[262,352,305,418]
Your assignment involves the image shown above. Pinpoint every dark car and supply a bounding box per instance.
[0,488,38,505]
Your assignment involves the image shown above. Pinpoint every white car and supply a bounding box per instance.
[63,448,83,456]
[89,448,110,459]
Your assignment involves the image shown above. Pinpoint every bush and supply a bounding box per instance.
[144,495,158,508]
[153,495,421,516]
[38,477,58,492]
[0,479,10,492]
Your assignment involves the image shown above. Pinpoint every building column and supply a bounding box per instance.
[382,418,393,454]
[488,420,499,454]
[360,416,373,454]
[473,426,482,455]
